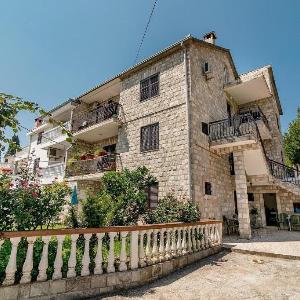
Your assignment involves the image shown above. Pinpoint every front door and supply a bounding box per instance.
[263,193,278,226]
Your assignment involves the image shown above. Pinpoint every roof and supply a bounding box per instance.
[47,34,239,113]
[76,35,239,100]
[240,65,283,115]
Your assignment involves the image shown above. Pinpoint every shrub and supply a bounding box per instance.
[81,167,156,227]
[0,176,15,231]
[82,193,115,227]
[145,194,201,224]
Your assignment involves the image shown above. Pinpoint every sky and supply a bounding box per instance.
[0,0,299,146]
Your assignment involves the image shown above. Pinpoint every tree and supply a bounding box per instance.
[5,134,20,156]
[0,92,73,153]
[0,93,39,152]
[284,107,300,166]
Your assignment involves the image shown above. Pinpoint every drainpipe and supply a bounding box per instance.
[181,42,193,201]
[63,106,75,179]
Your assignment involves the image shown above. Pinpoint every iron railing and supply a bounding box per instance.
[238,106,269,129]
[66,154,117,177]
[268,159,300,186]
[209,113,257,142]
[72,101,119,133]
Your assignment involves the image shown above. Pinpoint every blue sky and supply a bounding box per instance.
[0,0,299,146]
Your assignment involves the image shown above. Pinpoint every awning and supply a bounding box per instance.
[225,76,272,104]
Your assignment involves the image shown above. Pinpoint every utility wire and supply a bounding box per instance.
[133,0,159,65]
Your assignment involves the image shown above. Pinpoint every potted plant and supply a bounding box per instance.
[85,151,95,160]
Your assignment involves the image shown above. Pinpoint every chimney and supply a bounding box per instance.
[203,31,217,45]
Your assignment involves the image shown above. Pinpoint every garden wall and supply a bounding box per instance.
[1,246,221,300]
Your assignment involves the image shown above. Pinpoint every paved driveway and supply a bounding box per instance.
[224,228,300,259]
[100,251,300,300]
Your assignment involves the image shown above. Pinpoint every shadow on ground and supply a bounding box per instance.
[91,250,230,299]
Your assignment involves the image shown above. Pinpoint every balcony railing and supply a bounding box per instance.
[238,106,269,129]
[41,122,70,145]
[72,101,119,133]
[66,154,117,177]
[268,159,300,186]
[41,163,64,180]
[209,113,257,142]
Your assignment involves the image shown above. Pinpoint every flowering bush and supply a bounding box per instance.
[0,174,71,231]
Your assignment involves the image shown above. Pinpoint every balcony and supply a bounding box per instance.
[72,101,119,143]
[40,122,71,150]
[268,159,300,187]
[209,109,271,152]
[40,162,65,185]
[65,154,117,181]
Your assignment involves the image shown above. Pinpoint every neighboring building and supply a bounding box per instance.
[26,102,72,185]
[23,32,300,238]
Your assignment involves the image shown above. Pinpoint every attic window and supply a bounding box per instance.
[224,67,229,84]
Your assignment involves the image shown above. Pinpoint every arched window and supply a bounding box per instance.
[223,66,229,84]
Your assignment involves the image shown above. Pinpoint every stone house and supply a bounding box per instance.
[26,32,300,238]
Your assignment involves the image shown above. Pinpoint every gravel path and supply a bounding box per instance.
[99,251,300,300]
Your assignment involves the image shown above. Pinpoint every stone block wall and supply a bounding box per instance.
[117,50,190,199]
[188,43,236,219]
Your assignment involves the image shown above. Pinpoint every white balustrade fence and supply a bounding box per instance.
[0,220,222,286]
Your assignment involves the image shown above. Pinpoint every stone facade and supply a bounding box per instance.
[117,50,190,199]
[61,36,300,234]
[188,43,237,220]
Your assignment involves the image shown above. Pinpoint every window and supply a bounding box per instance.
[37,132,43,144]
[205,182,212,195]
[148,183,159,209]
[234,191,238,215]
[223,67,229,84]
[33,158,40,174]
[294,203,300,213]
[202,122,209,135]
[229,153,235,175]
[203,62,210,74]
[248,193,255,202]
[141,123,159,152]
[276,115,280,130]
[49,148,57,157]
[140,73,159,101]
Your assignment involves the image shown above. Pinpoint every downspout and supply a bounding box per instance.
[181,42,193,201]
[63,107,75,179]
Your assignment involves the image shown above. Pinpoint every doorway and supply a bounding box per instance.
[263,193,278,226]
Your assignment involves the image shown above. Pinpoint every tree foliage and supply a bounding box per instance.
[0,92,73,152]
[284,107,300,166]
[0,93,40,152]
[81,167,156,227]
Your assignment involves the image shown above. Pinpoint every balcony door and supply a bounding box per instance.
[263,193,278,226]
[227,102,232,126]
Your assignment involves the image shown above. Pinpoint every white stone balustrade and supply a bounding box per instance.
[0,220,222,286]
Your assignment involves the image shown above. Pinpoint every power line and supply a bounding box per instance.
[133,0,159,65]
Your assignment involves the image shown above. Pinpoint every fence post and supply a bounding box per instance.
[130,231,139,270]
